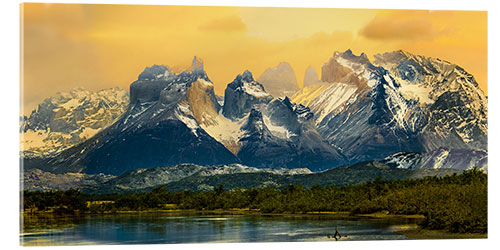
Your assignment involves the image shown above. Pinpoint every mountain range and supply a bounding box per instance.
[21,49,488,177]
[292,50,487,165]
[21,88,129,157]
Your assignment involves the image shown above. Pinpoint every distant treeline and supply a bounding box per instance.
[22,168,487,234]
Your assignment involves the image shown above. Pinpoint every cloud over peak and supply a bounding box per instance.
[198,15,247,33]
[359,15,448,41]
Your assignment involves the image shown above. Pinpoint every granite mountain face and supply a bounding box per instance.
[292,49,487,167]
[373,50,487,151]
[21,88,129,157]
[206,71,347,171]
[22,50,488,175]
[26,59,239,175]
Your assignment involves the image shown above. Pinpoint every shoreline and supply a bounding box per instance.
[23,208,353,218]
[22,209,486,240]
[354,211,426,220]
[395,228,487,239]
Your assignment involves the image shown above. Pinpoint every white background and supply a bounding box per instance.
[1,0,498,250]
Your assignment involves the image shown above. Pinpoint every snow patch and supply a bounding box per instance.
[200,113,245,143]
[433,150,449,169]
[336,56,366,76]
[175,101,200,136]
[241,81,270,98]
[396,79,433,104]
[262,115,296,139]
[292,83,358,125]
[60,98,84,110]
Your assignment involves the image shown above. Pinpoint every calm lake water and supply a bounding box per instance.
[20,212,420,246]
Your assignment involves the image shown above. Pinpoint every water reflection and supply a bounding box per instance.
[21,213,419,246]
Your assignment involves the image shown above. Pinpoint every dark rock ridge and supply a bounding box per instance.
[373,50,487,151]
[86,163,312,193]
[315,50,427,163]
[22,168,114,191]
[236,108,298,168]
[222,70,273,119]
[262,97,347,171]
[27,58,239,175]
[292,49,487,165]
[22,49,487,174]
[382,147,487,171]
[97,161,462,193]
[221,71,346,171]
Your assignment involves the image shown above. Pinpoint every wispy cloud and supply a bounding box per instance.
[359,16,447,41]
[20,4,487,115]
[198,15,247,33]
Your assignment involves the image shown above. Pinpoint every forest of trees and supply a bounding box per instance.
[22,168,487,234]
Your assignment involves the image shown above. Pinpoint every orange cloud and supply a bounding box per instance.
[356,10,487,94]
[359,15,448,41]
[198,15,247,33]
[20,4,488,115]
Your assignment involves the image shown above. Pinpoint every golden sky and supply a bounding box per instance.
[21,3,487,114]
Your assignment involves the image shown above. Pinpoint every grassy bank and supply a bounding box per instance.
[395,228,487,239]
[22,168,487,235]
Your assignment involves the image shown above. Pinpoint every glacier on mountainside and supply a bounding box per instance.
[22,49,488,174]
[292,49,487,166]
[21,87,129,157]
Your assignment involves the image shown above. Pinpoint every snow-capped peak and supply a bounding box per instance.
[334,49,370,64]
[236,70,256,83]
[21,87,129,157]
[233,71,270,98]
[222,70,273,119]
